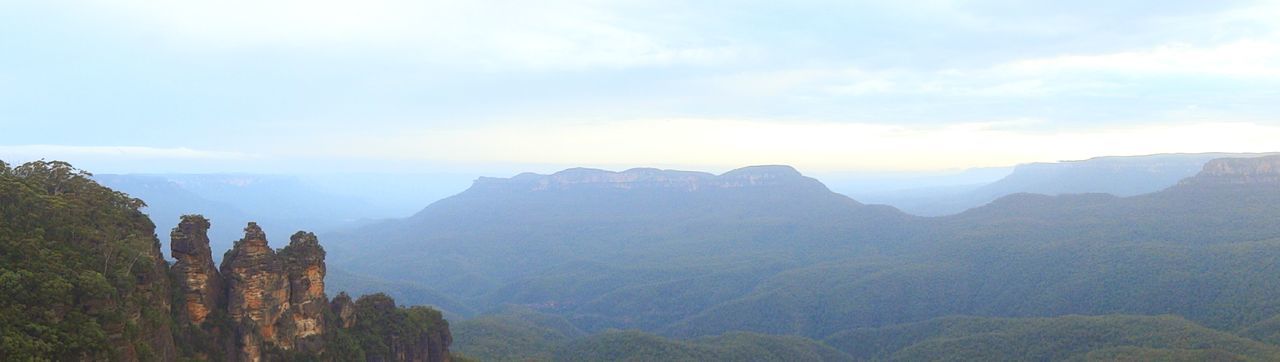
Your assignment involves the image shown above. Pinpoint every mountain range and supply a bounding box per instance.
[45,152,1280,360]
[310,153,1280,360]
[843,152,1276,216]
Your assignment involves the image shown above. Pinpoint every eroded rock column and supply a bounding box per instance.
[279,231,328,353]
[171,215,223,326]
[220,222,290,362]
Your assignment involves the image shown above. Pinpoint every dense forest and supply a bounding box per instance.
[451,307,1280,361]
[0,160,174,360]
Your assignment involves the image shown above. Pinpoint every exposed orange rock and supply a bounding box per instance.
[170,215,223,326]
[1183,155,1280,185]
[220,222,290,362]
[278,231,328,353]
[168,219,450,361]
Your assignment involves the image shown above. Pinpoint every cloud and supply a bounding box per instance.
[307,118,1280,171]
[0,145,252,161]
[1000,40,1280,78]
[78,0,745,70]
[707,32,1280,105]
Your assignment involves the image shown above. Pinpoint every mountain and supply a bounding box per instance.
[325,165,912,324]
[14,155,1280,360]
[849,152,1274,216]
[93,174,253,255]
[0,160,455,361]
[93,173,472,258]
[669,156,1280,338]
[322,156,1280,359]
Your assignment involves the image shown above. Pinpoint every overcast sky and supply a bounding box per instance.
[2,0,1279,174]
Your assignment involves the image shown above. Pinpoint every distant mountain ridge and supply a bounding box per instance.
[326,164,908,318]
[976,152,1276,196]
[472,165,820,192]
[849,152,1276,216]
[93,173,420,260]
[322,154,1280,361]
[1179,154,1280,186]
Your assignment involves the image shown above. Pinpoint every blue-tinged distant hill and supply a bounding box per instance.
[324,165,913,311]
[322,154,1280,361]
[93,172,473,259]
[846,152,1275,216]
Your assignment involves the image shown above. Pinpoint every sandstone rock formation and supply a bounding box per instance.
[1182,155,1280,186]
[354,294,454,362]
[331,291,358,329]
[170,215,223,326]
[221,222,291,361]
[166,220,450,361]
[278,231,328,353]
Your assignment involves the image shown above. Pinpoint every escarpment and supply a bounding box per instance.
[169,218,451,361]
[1179,154,1280,186]
[469,165,823,192]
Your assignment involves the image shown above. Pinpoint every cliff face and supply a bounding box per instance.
[279,231,328,353]
[350,294,453,362]
[1180,155,1280,186]
[129,224,180,362]
[332,291,358,328]
[171,215,223,327]
[168,219,449,361]
[470,165,823,192]
[220,222,292,362]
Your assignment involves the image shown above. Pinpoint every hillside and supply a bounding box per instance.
[825,315,1280,361]
[668,156,1280,338]
[0,161,177,360]
[326,165,912,313]
[453,307,851,361]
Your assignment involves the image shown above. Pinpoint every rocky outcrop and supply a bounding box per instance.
[130,225,180,362]
[1180,155,1280,186]
[471,165,821,192]
[353,294,453,362]
[220,222,291,362]
[162,220,450,360]
[278,231,328,353]
[332,292,358,328]
[170,215,223,326]
[166,220,451,361]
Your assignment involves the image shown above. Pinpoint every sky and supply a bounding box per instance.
[2,0,1280,175]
